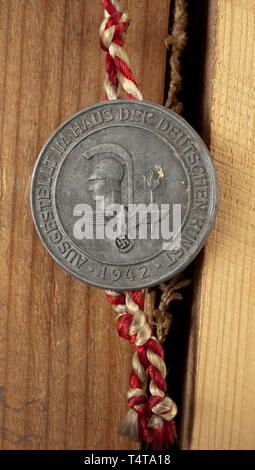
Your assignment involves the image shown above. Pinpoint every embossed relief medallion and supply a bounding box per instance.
[30,100,218,290]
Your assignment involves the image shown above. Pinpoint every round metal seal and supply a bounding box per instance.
[30,100,218,290]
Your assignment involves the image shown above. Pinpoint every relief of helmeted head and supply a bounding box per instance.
[88,154,124,206]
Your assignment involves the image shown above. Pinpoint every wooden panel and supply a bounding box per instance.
[0,0,171,450]
[181,0,255,450]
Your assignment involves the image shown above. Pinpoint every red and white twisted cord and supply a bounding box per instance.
[100,0,142,100]
[101,0,177,449]
[105,290,149,444]
[105,290,177,449]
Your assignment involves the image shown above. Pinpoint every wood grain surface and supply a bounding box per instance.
[0,0,171,450]
[181,0,255,450]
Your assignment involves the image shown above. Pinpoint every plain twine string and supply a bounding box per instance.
[100,0,187,449]
[165,0,188,113]
[150,0,189,344]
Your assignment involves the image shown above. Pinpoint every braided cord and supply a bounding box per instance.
[100,0,142,100]
[106,290,177,449]
[101,0,177,450]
